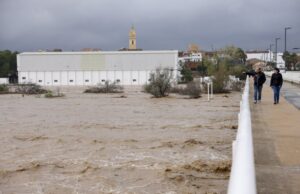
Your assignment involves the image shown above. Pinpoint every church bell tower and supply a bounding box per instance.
[129,25,136,50]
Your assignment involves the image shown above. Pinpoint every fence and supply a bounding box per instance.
[227,77,257,194]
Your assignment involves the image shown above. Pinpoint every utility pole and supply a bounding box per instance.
[284,27,291,52]
[275,38,280,66]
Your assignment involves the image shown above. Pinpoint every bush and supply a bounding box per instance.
[144,68,172,98]
[0,84,9,94]
[84,81,123,93]
[171,81,201,98]
[16,83,49,94]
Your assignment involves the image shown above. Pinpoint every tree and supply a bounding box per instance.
[283,51,298,70]
[197,57,211,76]
[207,59,230,93]
[0,50,18,77]
[235,48,247,64]
[219,46,247,64]
[179,62,193,82]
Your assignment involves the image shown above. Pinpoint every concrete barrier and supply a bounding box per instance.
[227,77,257,194]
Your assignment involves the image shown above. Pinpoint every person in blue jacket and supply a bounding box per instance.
[270,67,283,104]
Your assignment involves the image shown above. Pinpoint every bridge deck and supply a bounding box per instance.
[251,81,300,194]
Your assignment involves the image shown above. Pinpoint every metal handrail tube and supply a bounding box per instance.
[227,77,257,194]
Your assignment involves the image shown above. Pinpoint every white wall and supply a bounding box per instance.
[18,50,178,86]
[19,70,160,86]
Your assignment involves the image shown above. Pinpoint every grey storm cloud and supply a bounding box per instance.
[0,0,299,52]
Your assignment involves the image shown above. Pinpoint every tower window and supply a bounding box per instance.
[54,80,58,83]
[133,79,137,82]
[85,80,89,82]
[132,40,134,45]
[69,80,73,82]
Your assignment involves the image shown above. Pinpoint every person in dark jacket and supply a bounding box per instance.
[246,67,266,104]
[270,67,283,104]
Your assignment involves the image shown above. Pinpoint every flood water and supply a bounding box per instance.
[0,87,240,194]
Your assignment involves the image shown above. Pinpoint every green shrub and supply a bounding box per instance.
[211,62,230,93]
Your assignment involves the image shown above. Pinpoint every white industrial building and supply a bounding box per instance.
[178,52,202,63]
[17,50,178,86]
[246,51,272,61]
[246,51,285,68]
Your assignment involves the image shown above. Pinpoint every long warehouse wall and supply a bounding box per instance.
[17,50,178,86]
[19,70,172,86]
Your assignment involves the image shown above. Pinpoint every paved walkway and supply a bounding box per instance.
[250,81,300,194]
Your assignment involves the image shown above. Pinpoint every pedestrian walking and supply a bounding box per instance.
[270,67,283,104]
[246,67,266,104]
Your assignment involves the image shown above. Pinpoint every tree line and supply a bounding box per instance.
[282,51,300,70]
[0,50,18,77]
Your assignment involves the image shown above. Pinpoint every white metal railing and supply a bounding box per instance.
[227,77,257,194]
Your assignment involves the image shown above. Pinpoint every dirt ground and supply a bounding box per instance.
[0,87,240,194]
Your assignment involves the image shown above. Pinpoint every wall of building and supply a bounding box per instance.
[19,70,158,86]
[17,51,178,86]
[246,52,272,61]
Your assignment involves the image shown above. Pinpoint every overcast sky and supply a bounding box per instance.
[0,0,299,52]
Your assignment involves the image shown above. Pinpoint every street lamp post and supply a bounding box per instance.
[275,38,280,65]
[284,27,292,52]
[269,44,274,62]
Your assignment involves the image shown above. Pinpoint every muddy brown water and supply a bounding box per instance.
[0,87,240,194]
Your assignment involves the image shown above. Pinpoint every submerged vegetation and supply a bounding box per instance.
[0,84,9,94]
[84,81,124,93]
[144,68,172,98]
[16,83,49,95]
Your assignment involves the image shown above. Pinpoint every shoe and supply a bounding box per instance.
[274,102,277,105]
[254,101,257,104]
